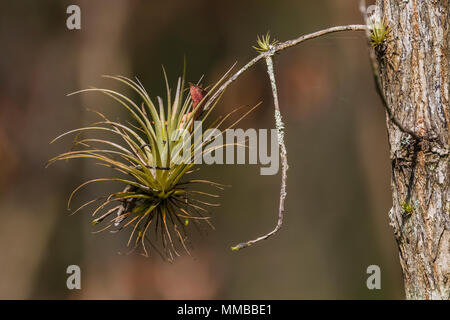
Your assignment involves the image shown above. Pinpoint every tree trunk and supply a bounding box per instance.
[375,0,449,299]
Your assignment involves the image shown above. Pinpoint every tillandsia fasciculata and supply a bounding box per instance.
[48,65,259,261]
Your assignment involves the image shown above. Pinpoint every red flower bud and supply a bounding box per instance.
[189,83,207,114]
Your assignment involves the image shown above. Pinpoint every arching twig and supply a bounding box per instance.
[201,22,419,251]
[231,51,288,251]
[203,25,368,112]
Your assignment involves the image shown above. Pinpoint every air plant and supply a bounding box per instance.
[48,65,255,261]
[368,13,390,48]
[253,32,279,53]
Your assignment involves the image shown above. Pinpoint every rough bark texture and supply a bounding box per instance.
[376,0,449,299]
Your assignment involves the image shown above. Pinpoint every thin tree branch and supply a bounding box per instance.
[202,22,422,251]
[231,54,288,251]
[203,25,368,112]
[201,25,368,251]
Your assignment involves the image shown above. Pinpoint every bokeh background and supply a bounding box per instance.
[0,0,404,299]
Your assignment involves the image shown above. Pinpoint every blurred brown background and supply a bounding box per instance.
[0,0,403,299]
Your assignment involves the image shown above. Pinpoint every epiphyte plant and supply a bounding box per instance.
[366,7,390,48]
[48,65,256,261]
[253,32,279,53]
[370,17,390,47]
[48,15,380,261]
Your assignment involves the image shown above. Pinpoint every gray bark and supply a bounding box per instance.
[376,0,449,299]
